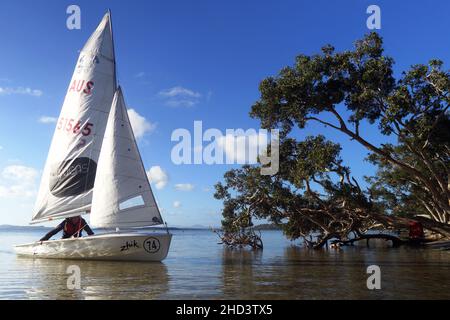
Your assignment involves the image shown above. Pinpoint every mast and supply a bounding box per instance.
[108,9,117,90]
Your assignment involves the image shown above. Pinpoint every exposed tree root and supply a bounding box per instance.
[214,228,263,250]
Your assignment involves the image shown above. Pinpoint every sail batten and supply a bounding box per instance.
[32,12,116,223]
[90,87,163,228]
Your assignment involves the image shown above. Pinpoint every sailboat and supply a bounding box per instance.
[14,12,172,261]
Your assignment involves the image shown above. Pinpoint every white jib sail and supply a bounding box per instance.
[90,87,163,228]
[32,12,116,223]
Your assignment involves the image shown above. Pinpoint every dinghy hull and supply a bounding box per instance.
[14,232,172,262]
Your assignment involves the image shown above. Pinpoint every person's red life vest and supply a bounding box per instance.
[64,219,82,237]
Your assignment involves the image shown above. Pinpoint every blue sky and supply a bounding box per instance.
[0,0,449,227]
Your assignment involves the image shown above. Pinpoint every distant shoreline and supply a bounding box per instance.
[0,224,51,231]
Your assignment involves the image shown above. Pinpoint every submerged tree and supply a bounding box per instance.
[215,136,413,249]
[215,32,450,248]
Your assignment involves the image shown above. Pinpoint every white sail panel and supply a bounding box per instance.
[90,87,163,228]
[32,13,116,223]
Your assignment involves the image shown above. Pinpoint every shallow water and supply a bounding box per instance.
[0,229,449,299]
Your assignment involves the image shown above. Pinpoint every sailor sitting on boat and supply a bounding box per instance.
[39,216,94,242]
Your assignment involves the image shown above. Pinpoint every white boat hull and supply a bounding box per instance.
[14,232,172,262]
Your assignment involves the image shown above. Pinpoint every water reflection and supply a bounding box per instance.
[221,248,263,299]
[279,246,378,299]
[2,230,450,299]
[282,246,450,299]
[14,257,169,299]
[219,245,450,299]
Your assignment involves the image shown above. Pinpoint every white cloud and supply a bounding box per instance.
[2,165,38,181]
[0,165,39,198]
[38,116,58,124]
[134,72,145,78]
[174,183,194,191]
[127,109,156,139]
[146,166,168,190]
[173,201,181,208]
[159,86,202,107]
[159,86,201,98]
[0,86,43,97]
[0,146,3,151]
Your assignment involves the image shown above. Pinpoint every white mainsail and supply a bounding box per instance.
[32,12,116,223]
[90,87,163,228]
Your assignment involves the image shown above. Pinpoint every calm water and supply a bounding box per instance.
[0,228,449,299]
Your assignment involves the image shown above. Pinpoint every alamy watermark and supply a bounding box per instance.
[367,5,381,30]
[66,5,81,30]
[66,265,81,290]
[366,265,381,290]
[171,121,279,175]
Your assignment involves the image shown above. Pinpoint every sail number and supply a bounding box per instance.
[57,117,93,136]
[143,237,160,254]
